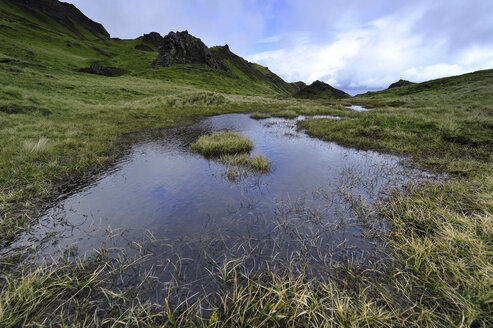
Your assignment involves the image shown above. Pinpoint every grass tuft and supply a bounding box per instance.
[220,153,272,172]
[191,131,253,156]
[272,110,298,119]
[250,112,270,120]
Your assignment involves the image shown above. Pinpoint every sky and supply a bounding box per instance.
[67,0,493,95]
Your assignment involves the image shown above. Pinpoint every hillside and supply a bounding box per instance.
[0,0,306,96]
[211,45,306,95]
[361,69,493,98]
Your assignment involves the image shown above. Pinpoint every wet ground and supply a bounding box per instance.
[6,113,438,302]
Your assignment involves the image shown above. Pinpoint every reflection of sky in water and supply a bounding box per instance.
[10,113,434,266]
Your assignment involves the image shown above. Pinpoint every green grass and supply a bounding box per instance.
[271,109,299,118]
[249,112,270,119]
[220,153,272,172]
[191,131,253,156]
[299,70,493,174]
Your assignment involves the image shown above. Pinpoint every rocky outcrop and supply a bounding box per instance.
[388,79,415,89]
[141,32,163,48]
[6,0,109,38]
[295,80,350,99]
[152,31,230,72]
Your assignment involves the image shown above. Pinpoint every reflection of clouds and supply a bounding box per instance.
[8,113,443,303]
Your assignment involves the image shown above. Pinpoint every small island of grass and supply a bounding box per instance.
[250,112,271,120]
[271,110,298,119]
[191,131,253,156]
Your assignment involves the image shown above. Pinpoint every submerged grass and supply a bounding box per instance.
[191,131,253,156]
[220,153,272,172]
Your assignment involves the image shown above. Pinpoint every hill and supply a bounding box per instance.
[0,0,306,96]
[3,0,109,38]
[361,69,493,98]
[388,79,415,89]
[295,80,350,99]
[210,44,306,95]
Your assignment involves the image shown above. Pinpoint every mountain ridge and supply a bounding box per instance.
[4,0,109,38]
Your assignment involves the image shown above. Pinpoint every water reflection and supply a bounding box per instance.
[8,113,438,302]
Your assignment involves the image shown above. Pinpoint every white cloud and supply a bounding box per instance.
[247,4,493,94]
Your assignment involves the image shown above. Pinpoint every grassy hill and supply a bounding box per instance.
[0,0,303,96]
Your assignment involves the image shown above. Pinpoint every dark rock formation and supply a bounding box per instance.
[152,31,230,72]
[75,63,128,77]
[290,81,307,94]
[6,0,109,38]
[135,44,154,52]
[295,80,350,99]
[388,79,415,89]
[141,32,163,48]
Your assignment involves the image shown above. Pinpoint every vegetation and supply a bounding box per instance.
[249,112,270,119]
[0,1,492,327]
[220,153,272,172]
[191,132,253,156]
[271,109,299,118]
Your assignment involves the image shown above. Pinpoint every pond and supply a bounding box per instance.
[10,113,437,302]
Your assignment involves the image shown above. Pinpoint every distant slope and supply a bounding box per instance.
[295,80,350,99]
[359,69,493,98]
[210,45,305,95]
[3,0,109,39]
[388,79,415,89]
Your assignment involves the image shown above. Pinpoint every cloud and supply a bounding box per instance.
[67,0,270,52]
[248,1,493,94]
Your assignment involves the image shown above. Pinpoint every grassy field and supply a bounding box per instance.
[1,1,492,326]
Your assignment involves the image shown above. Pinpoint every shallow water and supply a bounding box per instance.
[9,113,437,300]
[346,105,370,112]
